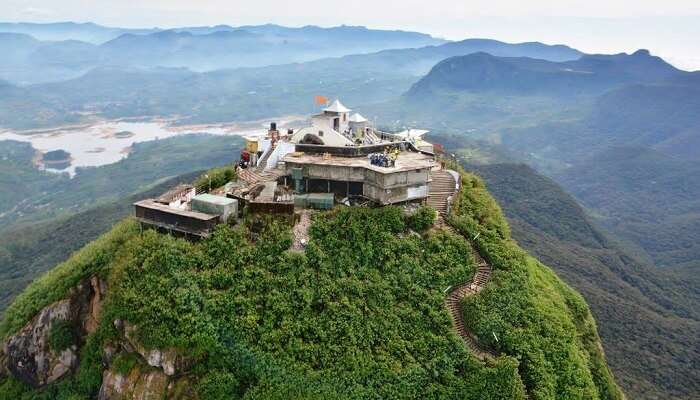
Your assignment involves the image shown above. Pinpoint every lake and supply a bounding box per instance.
[0,117,304,176]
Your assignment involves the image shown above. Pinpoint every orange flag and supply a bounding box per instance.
[314,95,328,106]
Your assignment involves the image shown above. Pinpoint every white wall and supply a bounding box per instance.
[265,141,297,170]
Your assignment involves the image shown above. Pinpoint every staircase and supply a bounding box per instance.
[428,169,457,216]
[257,143,276,170]
[444,230,498,361]
[365,130,380,143]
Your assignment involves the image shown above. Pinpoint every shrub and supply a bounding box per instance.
[406,205,437,232]
[195,166,236,192]
[197,371,241,400]
[111,352,140,375]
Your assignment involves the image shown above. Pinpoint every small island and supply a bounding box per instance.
[41,149,72,170]
[114,130,135,139]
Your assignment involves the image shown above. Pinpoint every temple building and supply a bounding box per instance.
[134,99,459,237]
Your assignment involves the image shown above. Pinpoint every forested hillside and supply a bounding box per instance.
[468,163,699,399]
[0,171,201,319]
[0,171,623,399]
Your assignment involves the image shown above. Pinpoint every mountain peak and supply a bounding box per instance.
[632,49,651,57]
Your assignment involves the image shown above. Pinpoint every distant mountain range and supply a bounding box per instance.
[0,37,584,129]
[0,21,443,44]
[0,22,446,84]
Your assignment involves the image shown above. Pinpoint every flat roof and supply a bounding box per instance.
[282,151,435,174]
[134,199,219,221]
[192,193,237,206]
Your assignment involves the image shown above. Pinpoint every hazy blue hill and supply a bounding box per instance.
[407,50,684,97]
[27,39,99,66]
[573,49,680,82]
[555,147,700,269]
[0,33,97,84]
[97,26,447,71]
[0,32,41,61]
[0,36,587,129]
[589,84,700,158]
[328,38,582,77]
[0,22,447,82]
[0,21,155,43]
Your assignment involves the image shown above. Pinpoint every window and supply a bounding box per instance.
[318,130,324,137]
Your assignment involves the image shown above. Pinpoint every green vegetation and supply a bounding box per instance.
[42,150,71,162]
[0,134,243,231]
[405,204,436,232]
[196,371,241,400]
[469,162,700,399]
[0,171,202,319]
[195,165,236,192]
[110,352,140,375]
[48,320,77,352]
[0,169,623,399]
[0,219,138,340]
[446,167,623,400]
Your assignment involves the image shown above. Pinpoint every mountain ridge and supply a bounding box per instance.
[407,50,684,97]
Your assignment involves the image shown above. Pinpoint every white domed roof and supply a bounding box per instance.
[324,99,351,113]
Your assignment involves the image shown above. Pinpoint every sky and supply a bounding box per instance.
[3,0,700,70]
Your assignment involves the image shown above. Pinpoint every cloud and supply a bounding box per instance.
[21,7,52,17]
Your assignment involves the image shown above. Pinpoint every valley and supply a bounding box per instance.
[0,19,697,400]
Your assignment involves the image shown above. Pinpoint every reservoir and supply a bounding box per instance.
[0,117,303,176]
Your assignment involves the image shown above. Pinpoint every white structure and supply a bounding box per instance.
[264,141,296,170]
[290,99,355,146]
[155,184,196,209]
[395,129,433,153]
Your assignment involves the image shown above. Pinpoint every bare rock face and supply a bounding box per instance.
[121,322,184,376]
[97,321,199,399]
[84,276,107,334]
[98,365,169,400]
[2,276,107,387]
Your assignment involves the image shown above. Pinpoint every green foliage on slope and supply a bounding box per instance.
[447,169,623,400]
[0,219,138,340]
[0,170,203,319]
[469,162,700,399]
[194,165,236,192]
[0,172,623,399]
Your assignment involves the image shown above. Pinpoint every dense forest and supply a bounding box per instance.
[0,170,622,399]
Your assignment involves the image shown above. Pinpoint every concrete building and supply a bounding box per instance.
[282,149,434,205]
[135,99,454,235]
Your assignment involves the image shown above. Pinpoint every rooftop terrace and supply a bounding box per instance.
[282,151,435,174]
